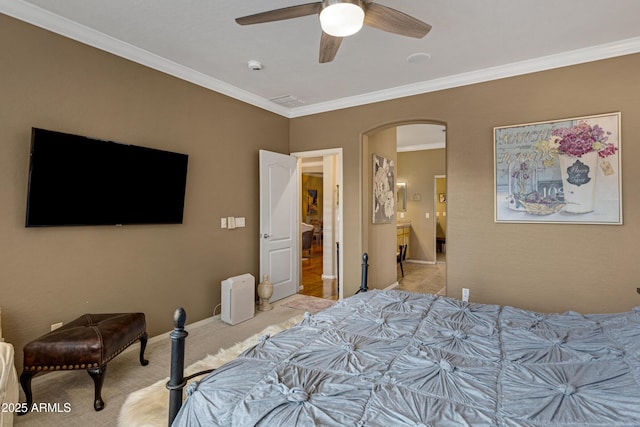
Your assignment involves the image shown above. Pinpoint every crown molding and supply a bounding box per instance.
[0,0,290,117]
[397,142,446,152]
[289,36,640,117]
[3,1,640,119]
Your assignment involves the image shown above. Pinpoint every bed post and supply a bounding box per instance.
[167,307,188,426]
[356,252,369,294]
[336,242,340,294]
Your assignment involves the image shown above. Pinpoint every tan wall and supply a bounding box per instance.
[291,54,640,313]
[397,149,447,262]
[363,128,397,289]
[0,15,289,367]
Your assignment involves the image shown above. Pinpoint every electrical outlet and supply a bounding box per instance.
[51,322,63,331]
[462,288,469,302]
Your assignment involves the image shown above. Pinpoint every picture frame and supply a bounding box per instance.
[439,193,446,204]
[372,153,395,223]
[494,112,622,224]
[306,189,318,215]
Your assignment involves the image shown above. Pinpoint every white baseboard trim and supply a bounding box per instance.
[407,259,436,265]
[119,313,223,353]
[321,274,337,280]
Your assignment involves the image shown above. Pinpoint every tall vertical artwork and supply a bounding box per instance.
[372,154,395,223]
[307,189,318,215]
[494,112,621,224]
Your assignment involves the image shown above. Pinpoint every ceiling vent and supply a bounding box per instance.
[269,95,305,108]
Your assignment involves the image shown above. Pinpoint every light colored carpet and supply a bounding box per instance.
[118,314,303,427]
[280,294,336,313]
[13,295,312,427]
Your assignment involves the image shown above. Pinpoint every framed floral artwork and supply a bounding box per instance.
[372,153,395,223]
[494,112,622,224]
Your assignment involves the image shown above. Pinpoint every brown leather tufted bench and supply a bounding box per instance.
[19,313,148,414]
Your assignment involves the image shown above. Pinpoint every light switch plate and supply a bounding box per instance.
[227,216,236,229]
[235,217,245,227]
[221,218,227,228]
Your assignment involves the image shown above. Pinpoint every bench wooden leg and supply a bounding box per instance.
[88,365,106,411]
[139,332,149,366]
[17,371,37,415]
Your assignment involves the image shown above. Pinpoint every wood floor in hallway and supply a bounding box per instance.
[299,243,338,300]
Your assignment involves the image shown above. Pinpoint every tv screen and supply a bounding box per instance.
[26,128,189,227]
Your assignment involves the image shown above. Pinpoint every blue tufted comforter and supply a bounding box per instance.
[173,290,640,426]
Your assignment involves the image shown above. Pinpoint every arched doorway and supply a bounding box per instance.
[361,120,446,295]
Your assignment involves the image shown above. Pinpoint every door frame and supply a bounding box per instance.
[434,174,446,262]
[291,147,344,300]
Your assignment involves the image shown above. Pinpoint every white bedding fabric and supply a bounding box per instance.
[0,341,19,427]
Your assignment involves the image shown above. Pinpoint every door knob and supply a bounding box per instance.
[263,233,270,239]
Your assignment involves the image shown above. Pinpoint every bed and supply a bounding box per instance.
[167,264,640,426]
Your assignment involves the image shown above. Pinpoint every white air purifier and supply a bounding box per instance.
[221,273,255,325]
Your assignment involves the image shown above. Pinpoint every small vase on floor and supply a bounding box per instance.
[257,274,273,311]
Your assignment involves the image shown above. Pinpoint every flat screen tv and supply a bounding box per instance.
[26,128,189,227]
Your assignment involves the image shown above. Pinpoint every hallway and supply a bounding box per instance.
[300,242,446,300]
[396,262,446,295]
[299,243,338,300]
[396,251,446,296]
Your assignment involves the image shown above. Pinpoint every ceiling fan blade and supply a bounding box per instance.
[319,31,343,63]
[236,3,321,25]
[364,3,431,38]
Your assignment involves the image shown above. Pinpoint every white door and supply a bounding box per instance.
[259,150,299,302]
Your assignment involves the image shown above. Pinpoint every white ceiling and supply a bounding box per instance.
[397,124,445,151]
[3,0,640,118]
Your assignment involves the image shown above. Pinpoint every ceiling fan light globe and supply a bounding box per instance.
[319,3,365,37]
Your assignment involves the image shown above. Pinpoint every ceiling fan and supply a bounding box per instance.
[236,0,431,63]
